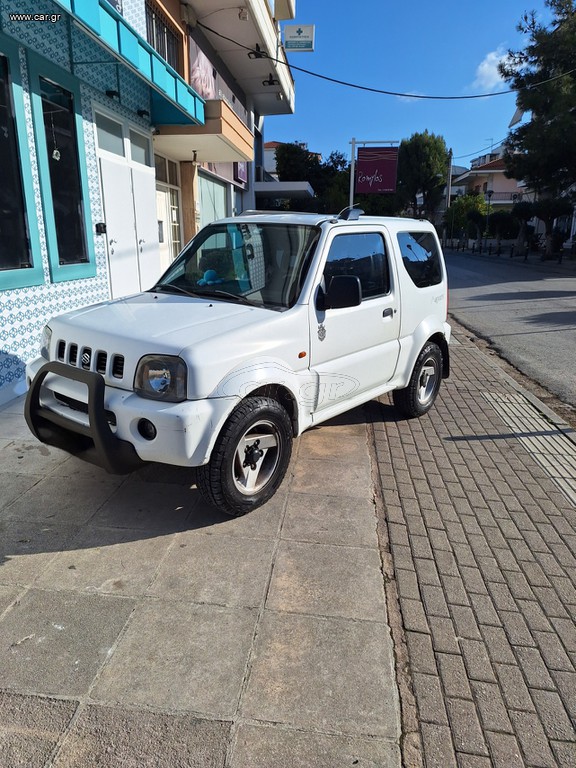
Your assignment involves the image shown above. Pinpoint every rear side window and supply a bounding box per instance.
[324,232,389,299]
[397,231,442,288]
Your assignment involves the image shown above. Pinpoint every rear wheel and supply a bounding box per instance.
[392,342,442,418]
[197,396,293,516]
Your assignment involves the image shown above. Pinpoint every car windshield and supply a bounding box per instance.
[152,221,321,310]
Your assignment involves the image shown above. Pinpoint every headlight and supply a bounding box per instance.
[40,325,52,360]
[134,355,187,402]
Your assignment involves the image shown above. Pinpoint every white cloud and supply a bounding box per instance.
[473,47,510,91]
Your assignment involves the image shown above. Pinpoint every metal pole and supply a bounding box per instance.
[349,137,356,209]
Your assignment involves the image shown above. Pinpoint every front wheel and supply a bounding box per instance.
[392,342,443,418]
[196,396,293,516]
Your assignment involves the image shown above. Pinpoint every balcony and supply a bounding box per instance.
[153,98,254,162]
[182,0,295,115]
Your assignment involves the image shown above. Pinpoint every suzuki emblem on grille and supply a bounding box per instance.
[82,351,91,366]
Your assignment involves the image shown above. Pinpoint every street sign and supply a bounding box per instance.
[284,25,315,52]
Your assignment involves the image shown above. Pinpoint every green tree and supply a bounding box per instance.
[499,0,576,197]
[444,194,486,243]
[511,200,535,253]
[275,142,320,183]
[397,131,450,219]
[533,197,573,255]
[489,210,517,246]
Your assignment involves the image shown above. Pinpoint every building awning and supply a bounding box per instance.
[153,99,254,163]
[54,0,204,127]
[254,181,315,199]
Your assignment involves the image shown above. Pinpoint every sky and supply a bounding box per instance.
[266,0,553,169]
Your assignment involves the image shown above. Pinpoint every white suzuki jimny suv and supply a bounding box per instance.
[26,208,450,515]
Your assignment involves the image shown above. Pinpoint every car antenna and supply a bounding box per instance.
[338,206,365,221]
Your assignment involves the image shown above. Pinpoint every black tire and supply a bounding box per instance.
[392,342,442,418]
[196,396,293,516]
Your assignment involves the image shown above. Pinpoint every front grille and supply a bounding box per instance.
[54,339,125,380]
[96,352,107,374]
[112,355,124,379]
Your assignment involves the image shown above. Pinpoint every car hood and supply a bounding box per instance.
[50,292,271,354]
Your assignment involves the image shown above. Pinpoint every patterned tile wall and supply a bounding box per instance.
[121,0,147,38]
[0,1,152,405]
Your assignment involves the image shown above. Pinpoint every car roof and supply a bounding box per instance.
[214,211,433,229]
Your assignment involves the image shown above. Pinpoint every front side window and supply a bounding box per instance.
[323,232,389,299]
[397,231,442,288]
[40,77,88,266]
[0,54,30,272]
[155,222,320,310]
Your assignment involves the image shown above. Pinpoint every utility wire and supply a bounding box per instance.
[197,20,575,101]
[453,138,508,159]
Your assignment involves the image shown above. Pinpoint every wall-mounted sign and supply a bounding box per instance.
[284,25,315,52]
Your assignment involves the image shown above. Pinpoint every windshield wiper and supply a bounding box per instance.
[199,289,253,306]
[150,283,200,299]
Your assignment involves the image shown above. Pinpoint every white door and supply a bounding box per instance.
[309,228,401,414]
[99,156,140,297]
[95,112,160,298]
[132,164,160,290]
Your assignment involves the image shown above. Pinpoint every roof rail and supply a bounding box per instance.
[239,209,323,216]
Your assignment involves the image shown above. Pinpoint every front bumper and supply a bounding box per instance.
[25,360,236,474]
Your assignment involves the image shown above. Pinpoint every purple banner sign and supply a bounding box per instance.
[355,147,398,194]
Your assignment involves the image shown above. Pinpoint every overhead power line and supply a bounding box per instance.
[197,21,575,101]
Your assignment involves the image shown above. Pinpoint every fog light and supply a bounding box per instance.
[137,418,157,441]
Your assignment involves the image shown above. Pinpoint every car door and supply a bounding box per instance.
[309,226,401,414]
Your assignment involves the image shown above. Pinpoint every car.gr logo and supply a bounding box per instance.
[216,362,359,409]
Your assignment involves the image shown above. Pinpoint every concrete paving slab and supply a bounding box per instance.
[282,491,378,547]
[186,489,287,539]
[231,723,400,767]
[90,477,199,531]
[0,520,80,585]
[290,456,373,498]
[53,704,230,768]
[266,540,387,621]
[0,691,77,768]
[34,525,176,596]
[241,610,399,738]
[297,429,368,461]
[0,439,68,475]
[0,584,22,613]
[0,472,43,512]
[149,531,275,608]
[92,599,258,717]
[0,474,122,525]
[0,411,32,440]
[0,589,135,696]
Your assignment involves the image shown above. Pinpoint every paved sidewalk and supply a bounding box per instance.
[372,328,576,767]
[0,398,400,766]
[1,327,576,766]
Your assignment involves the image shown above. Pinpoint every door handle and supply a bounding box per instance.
[382,308,394,318]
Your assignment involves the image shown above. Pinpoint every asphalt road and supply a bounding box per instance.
[445,250,576,409]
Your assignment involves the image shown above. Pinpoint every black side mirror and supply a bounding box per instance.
[318,274,362,310]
